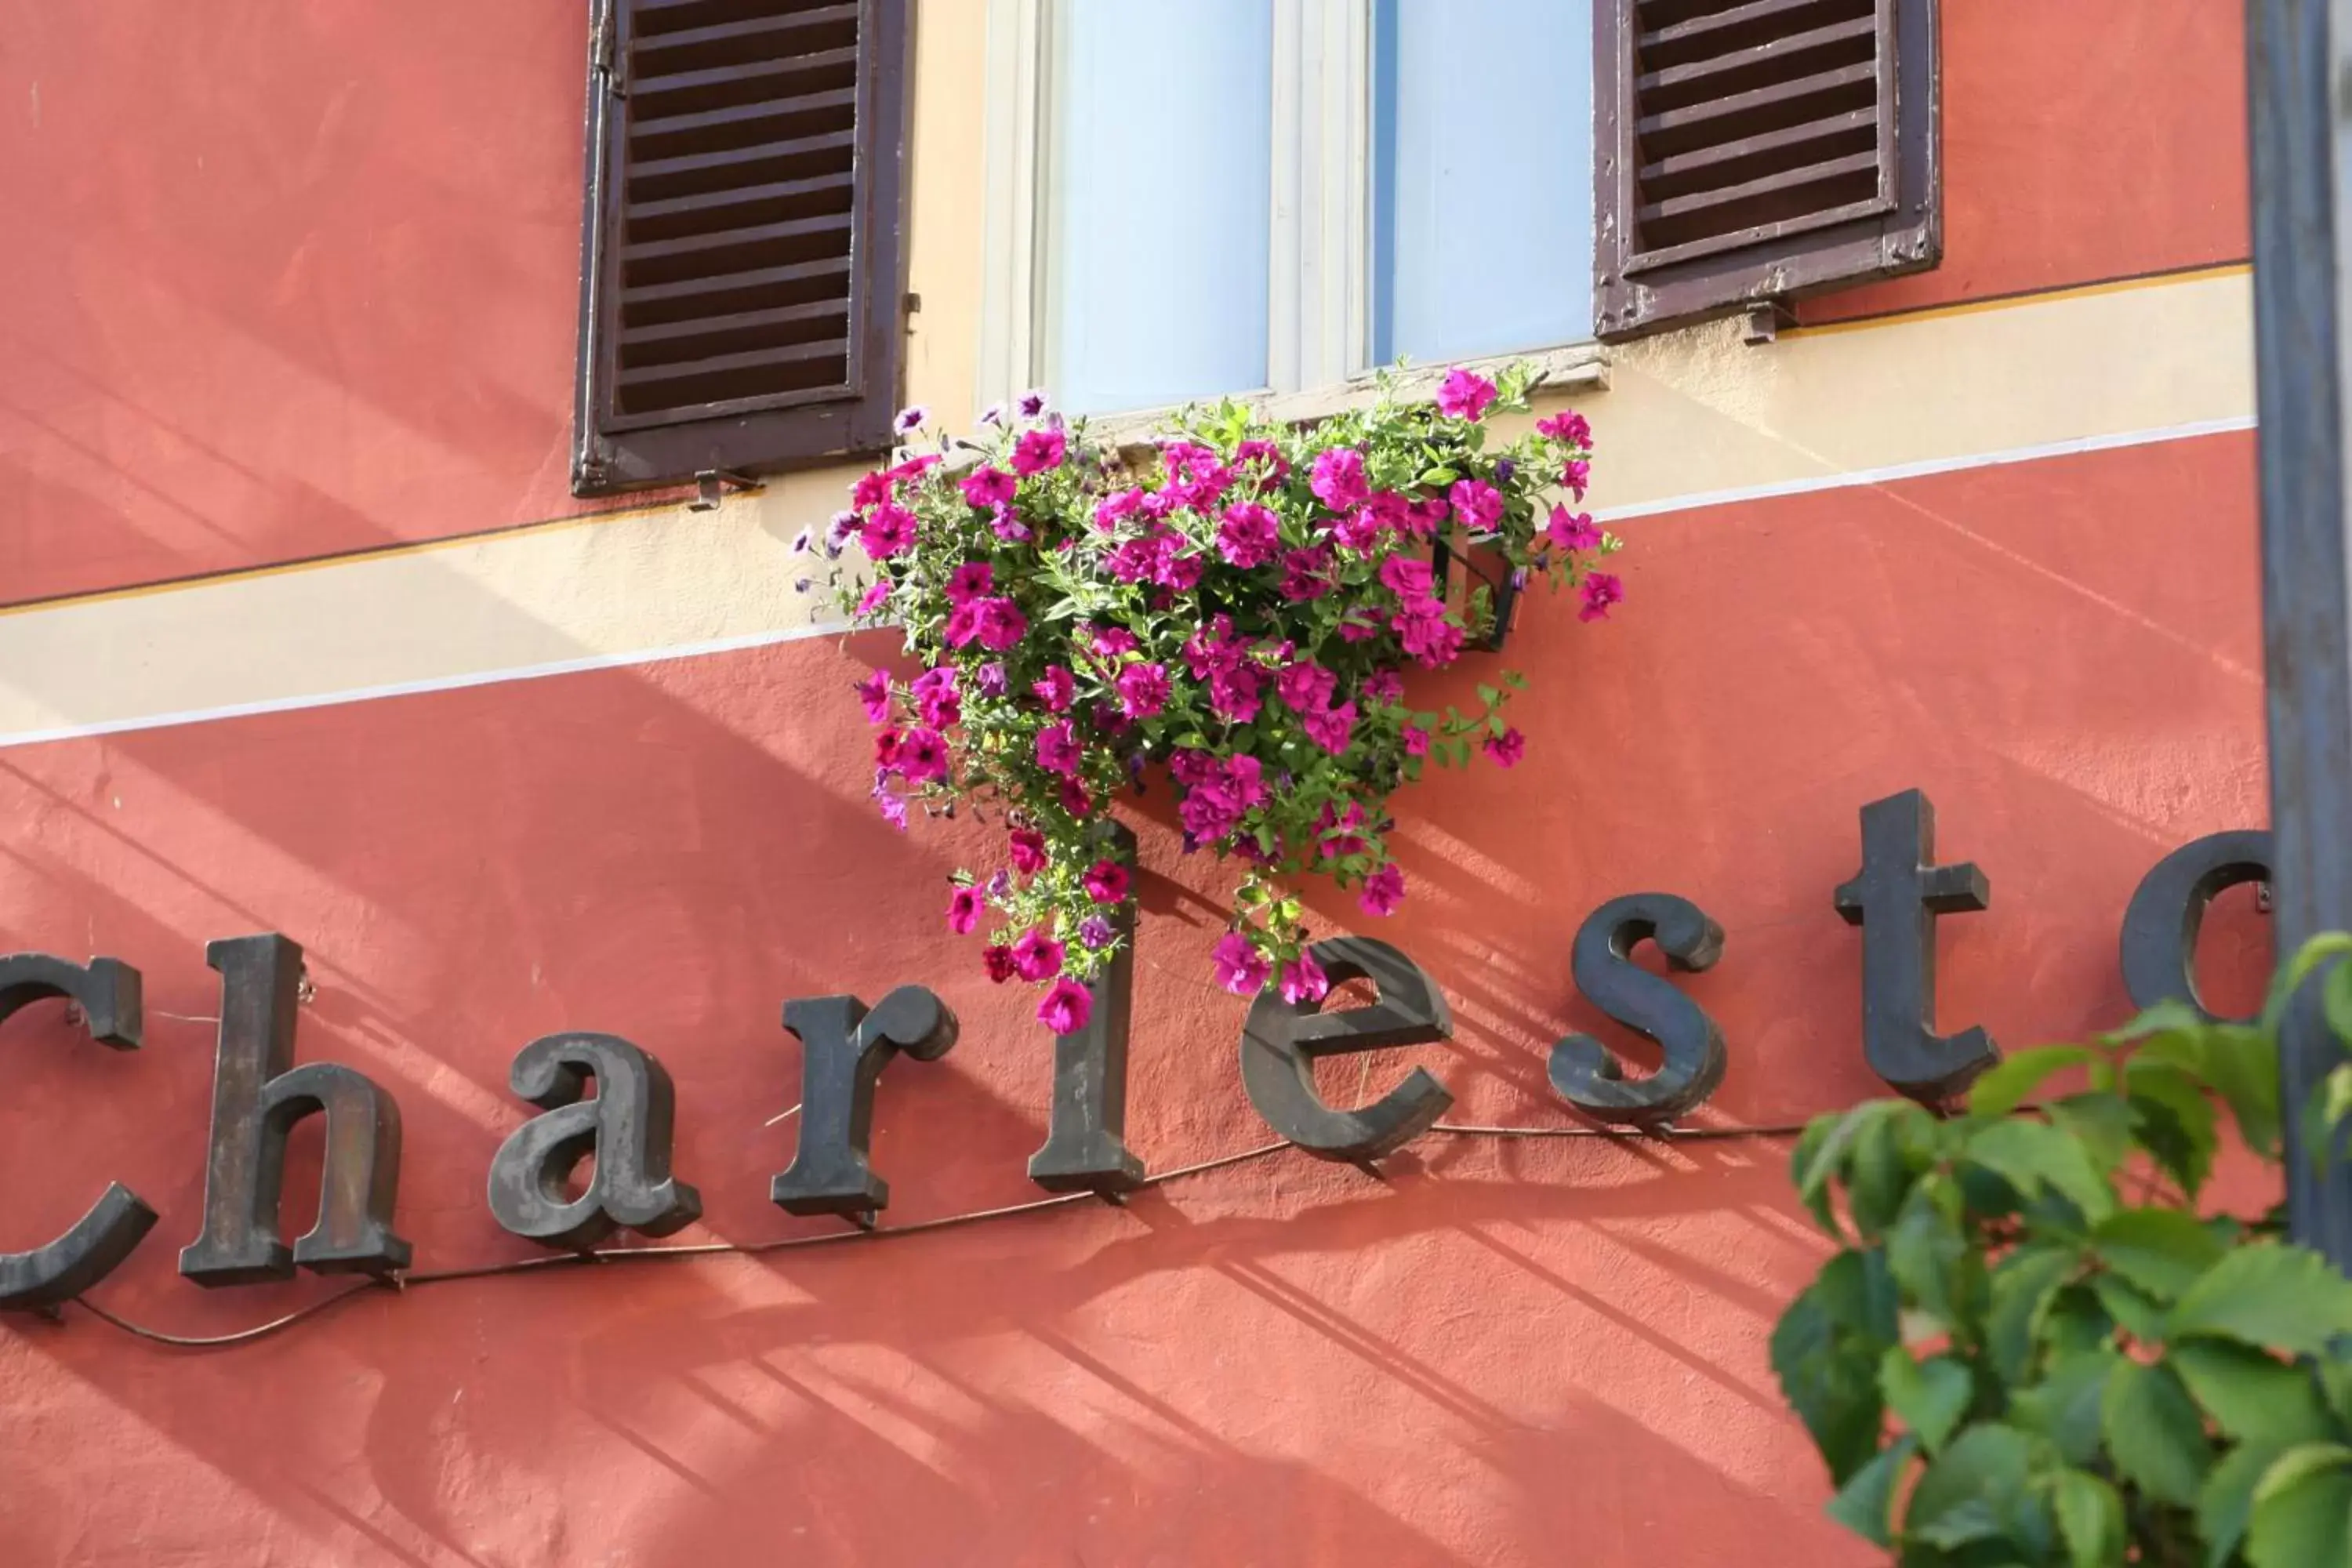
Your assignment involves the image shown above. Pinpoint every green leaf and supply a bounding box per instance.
[2127,1058,2220,1199]
[1795,1102,1906,1241]
[2264,935,2352,1032]
[2105,996,2219,1044]
[1903,1424,2034,1552]
[2050,1468,2126,1568]
[2248,1443,2352,1568]
[1965,1119,2117,1225]
[1826,1434,1916,1548]
[1887,1184,1977,1338]
[2170,1340,2336,1447]
[1849,1102,1933,1240]
[1989,1246,2080,1384]
[2013,1350,2122,1467]
[2046,1091,2136,1176]
[2169,1242,2352,1356]
[1882,1348,1974,1452]
[2142,1021,2282,1158]
[2092,1207,2228,1302]
[2101,1358,2215,1508]
[2203,1441,2289,1568]
[1968,1046,2100,1119]
[2090,1272,2167,1342]
[1772,1252,1893,1482]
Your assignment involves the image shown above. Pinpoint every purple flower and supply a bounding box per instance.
[1013,427,1067,476]
[1033,665,1076,712]
[1012,927,1065,982]
[1547,506,1602,552]
[1036,720,1081,776]
[1037,976,1092,1035]
[1359,864,1406,917]
[826,510,860,554]
[990,506,1032,543]
[894,405,928,436]
[1083,860,1131,905]
[1436,368,1497,422]
[1579,572,1624,622]
[1484,727,1526,768]
[872,782,908,831]
[1115,661,1172,720]
[1212,933,1271,996]
[1009,828,1047,875]
[946,886,982,935]
[1279,951,1330,1006]
[1078,915,1116,950]
[1449,479,1504,534]
[1309,448,1370,511]
[974,662,1008,697]
[790,528,813,554]
[962,466,1018,507]
[855,670,891,724]
[985,869,1013,898]
[1017,390,1050,418]
[860,503,918,558]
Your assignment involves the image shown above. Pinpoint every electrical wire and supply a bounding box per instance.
[64,1120,1808,1350]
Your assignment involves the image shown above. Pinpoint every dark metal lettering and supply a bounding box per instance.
[1833,789,2000,1105]
[1548,894,1728,1128]
[487,1032,702,1249]
[1028,826,1145,1196]
[771,986,958,1223]
[177,935,412,1285]
[0,954,156,1311]
[2119,829,2274,1022]
[1239,936,1454,1163]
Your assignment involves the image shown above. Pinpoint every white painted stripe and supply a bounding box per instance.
[0,619,855,752]
[0,413,2251,752]
[1594,415,2257,523]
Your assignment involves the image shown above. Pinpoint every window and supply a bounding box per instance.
[982,0,1938,420]
[572,0,916,498]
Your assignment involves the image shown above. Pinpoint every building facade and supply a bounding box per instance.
[0,2,2262,1564]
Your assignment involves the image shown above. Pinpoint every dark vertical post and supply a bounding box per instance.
[2248,0,2352,1264]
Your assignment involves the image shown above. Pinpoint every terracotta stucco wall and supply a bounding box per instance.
[0,3,2268,1564]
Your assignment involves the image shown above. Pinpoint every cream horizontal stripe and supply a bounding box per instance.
[0,270,2256,750]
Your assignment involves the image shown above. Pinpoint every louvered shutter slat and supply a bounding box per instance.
[1595,0,1940,339]
[574,0,913,495]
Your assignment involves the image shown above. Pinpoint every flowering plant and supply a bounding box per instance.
[813,366,1619,1033]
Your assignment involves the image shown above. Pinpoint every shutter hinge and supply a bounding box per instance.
[689,469,764,511]
[593,2,626,96]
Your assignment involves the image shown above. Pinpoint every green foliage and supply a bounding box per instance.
[1774,935,2352,1565]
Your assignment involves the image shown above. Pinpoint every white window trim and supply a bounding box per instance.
[977,0,1610,437]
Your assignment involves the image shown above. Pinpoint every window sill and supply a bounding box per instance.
[1076,341,1613,453]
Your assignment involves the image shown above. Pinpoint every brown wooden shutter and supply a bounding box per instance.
[1593,0,1939,341]
[572,0,913,497]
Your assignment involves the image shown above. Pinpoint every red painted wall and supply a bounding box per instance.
[0,435,2267,1564]
[1806,0,2249,324]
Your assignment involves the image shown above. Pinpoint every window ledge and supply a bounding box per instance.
[1077,341,1613,453]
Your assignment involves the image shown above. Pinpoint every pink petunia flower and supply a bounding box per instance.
[982,945,1017,983]
[1212,933,1271,995]
[1035,720,1081,776]
[1037,976,1092,1035]
[1448,479,1504,533]
[1379,557,1436,602]
[1546,506,1602,552]
[896,727,949,783]
[1484,727,1526,768]
[856,579,892,616]
[855,670,891,724]
[1082,860,1131,905]
[1436,368,1497,422]
[961,466,1018,508]
[1359,864,1406,916]
[1011,927,1065,982]
[860,503,918,558]
[1012,427,1067,476]
[1279,951,1330,1006]
[1009,827,1048,875]
[1579,572,1624,622]
[1537,410,1592,448]
[1033,666,1076,712]
[945,561,995,605]
[1115,661,1172,720]
[1309,447,1371,511]
[946,886,982,935]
